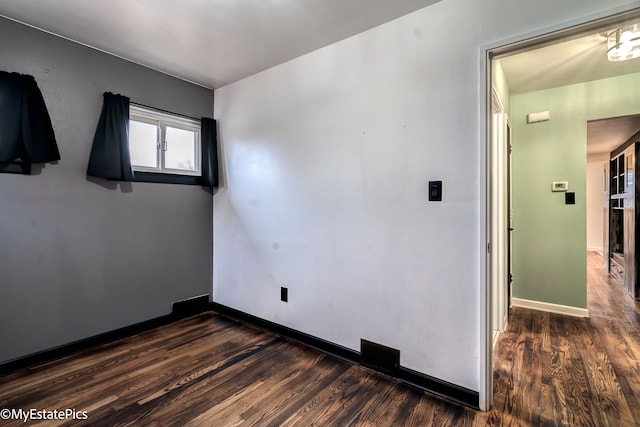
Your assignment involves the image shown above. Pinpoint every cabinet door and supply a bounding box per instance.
[627,148,635,194]
[603,160,610,271]
[611,158,618,195]
[619,155,626,194]
[623,145,636,297]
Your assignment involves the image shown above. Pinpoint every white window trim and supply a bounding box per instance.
[129,105,201,177]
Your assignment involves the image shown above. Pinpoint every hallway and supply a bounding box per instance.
[491,251,640,425]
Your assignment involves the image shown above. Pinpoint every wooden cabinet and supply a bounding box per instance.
[609,152,625,283]
[603,160,610,272]
[606,142,640,300]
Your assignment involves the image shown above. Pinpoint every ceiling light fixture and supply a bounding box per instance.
[607,23,640,61]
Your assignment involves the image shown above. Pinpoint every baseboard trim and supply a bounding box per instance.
[511,297,589,318]
[398,366,479,409]
[0,299,211,378]
[210,302,480,409]
[587,247,603,254]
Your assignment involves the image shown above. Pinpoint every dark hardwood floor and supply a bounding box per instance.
[1,251,639,426]
[490,251,640,427]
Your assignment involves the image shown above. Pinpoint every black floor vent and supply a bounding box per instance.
[172,294,210,318]
[360,339,400,376]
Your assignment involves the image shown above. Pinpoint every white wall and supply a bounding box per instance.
[587,153,608,253]
[213,0,637,398]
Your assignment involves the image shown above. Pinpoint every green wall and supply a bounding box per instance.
[511,72,640,309]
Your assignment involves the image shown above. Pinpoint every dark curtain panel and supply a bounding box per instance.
[201,117,219,187]
[0,71,60,163]
[87,92,133,180]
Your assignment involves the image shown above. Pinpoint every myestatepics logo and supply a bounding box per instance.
[1,408,89,423]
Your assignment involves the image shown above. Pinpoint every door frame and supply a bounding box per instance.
[506,118,513,316]
[490,88,509,347]
[480,5,640,412]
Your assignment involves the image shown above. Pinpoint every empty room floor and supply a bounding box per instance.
[0,251,638,425]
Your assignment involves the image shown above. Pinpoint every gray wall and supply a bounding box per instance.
[0,18,214,363]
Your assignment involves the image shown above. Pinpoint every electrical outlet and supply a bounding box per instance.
[281,286,288,302]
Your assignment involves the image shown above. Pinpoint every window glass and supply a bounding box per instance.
[128,105,201,177]
[129,120,158,168]
[165,126,197,172]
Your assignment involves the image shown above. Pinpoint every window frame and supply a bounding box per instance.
[129,105,202,177]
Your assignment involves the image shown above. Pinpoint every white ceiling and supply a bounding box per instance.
[2,0,638,153]
[587,115,640,155]
[498,30,640,154]
[499,34,640,95]
[0,0,440,89]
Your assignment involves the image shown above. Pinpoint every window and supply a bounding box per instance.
[129,105,201,176]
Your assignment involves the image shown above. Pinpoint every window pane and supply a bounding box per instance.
[165,126,197,171]
[129,120,158,168]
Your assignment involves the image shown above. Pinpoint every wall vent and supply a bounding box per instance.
[527,111,550,123]
[172,294,210,318]
[360,339,400,376]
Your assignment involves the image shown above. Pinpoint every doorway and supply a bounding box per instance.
[485,7,640,411]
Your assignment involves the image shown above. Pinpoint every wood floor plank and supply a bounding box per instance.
[0,314,234,404]
[277,366,366,426]
[242,354,352,426]
[158,341,317,426]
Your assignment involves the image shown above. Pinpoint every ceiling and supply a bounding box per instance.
[0,0,440,89]
[498,28,640,155]
[587,115,640,155]
[499,34,640,96]
[1,0,638,153]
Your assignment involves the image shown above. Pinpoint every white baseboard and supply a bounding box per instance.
[587,246,603,254]
[511,297,589,318]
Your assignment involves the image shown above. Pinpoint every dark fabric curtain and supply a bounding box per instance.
[201,117,219,187]
[0,71,60,163]
[87,92,133,180]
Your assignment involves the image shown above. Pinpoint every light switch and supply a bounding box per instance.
[429,181,442,201]
[565,192,575,205]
